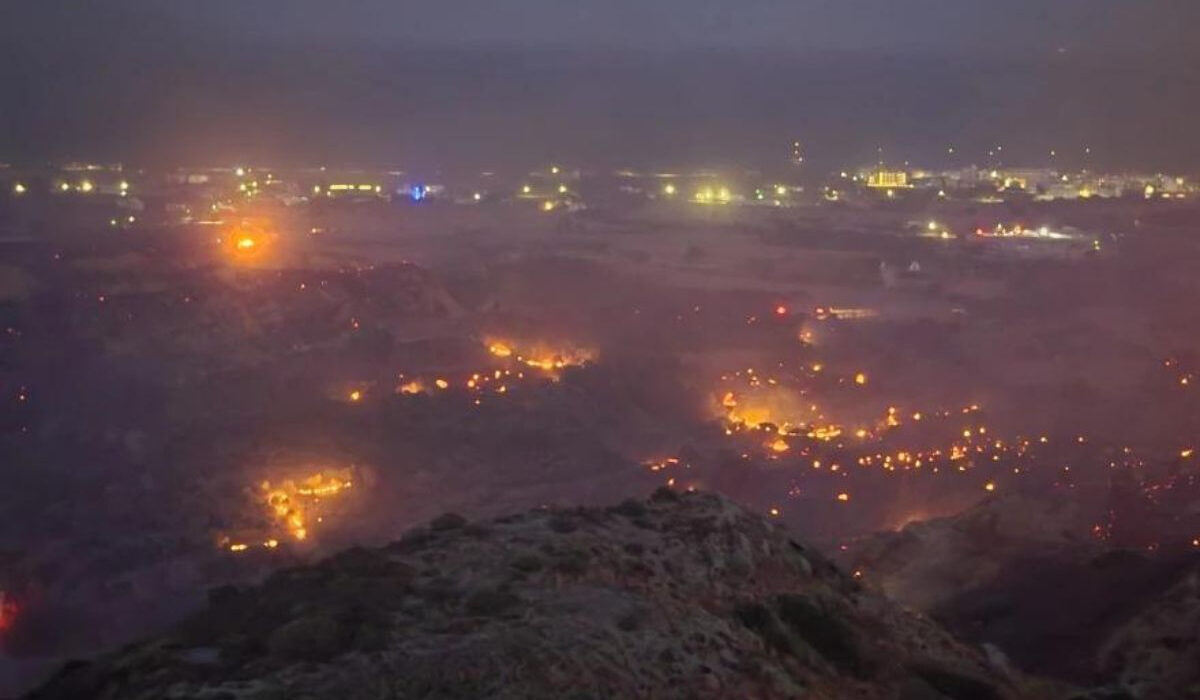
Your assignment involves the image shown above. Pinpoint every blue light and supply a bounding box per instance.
[410,185,426,202]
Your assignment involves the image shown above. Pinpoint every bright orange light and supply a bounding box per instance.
[348,390,362,402]
[854,372,867,385]
[836,492,850,502]
[236,237,257,250]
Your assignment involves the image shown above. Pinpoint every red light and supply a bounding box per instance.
[775,305,788,316]
[0,592,17,633]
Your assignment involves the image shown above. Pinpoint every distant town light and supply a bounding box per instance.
[12,183,25,195]
[119,181,129,191]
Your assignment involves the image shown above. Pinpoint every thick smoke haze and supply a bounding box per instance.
[2,1,1199,170]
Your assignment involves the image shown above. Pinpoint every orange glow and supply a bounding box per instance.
[836,492,850,502]
[854,372,868,386]
[348,390,362,402]
[484,337,595,375]
[221,220,275,264]
[0,592,16,632]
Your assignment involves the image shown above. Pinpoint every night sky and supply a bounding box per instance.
[2,1,1198,170]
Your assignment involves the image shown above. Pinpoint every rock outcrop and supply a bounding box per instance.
[29,491,1061,699]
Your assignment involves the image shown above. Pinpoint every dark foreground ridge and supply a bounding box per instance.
[28,490,1062,699]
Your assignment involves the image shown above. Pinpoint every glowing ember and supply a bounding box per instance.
[807,425,843,441]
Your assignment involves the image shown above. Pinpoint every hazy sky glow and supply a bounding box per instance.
[2,1,1198,170]
[6,0,1200,53]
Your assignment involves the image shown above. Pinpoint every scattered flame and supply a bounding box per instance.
[484,337,595,375]
[258,469,354,544]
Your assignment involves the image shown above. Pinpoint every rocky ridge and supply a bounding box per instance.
[29,490,1062,699]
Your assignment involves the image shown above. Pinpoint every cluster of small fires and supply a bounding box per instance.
[222,338,597,555]
[647,337,1200,533]
[220,468,355,553]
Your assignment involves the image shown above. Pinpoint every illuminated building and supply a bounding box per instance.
[866,170,911,189]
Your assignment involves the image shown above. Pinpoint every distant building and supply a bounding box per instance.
[866,170,910,189]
